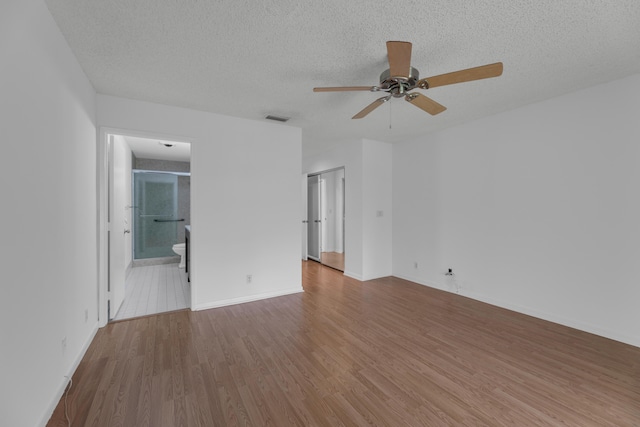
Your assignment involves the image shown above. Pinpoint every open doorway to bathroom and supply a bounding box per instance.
[101,131,192,323]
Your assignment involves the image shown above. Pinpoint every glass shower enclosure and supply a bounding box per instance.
[133,171,181,259]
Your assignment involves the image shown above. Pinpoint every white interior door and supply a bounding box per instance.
[301,173,308,260]
[318,168,345,271]
[307,175,321,261]
[108,134,126,320]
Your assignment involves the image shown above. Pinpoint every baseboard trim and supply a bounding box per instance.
[393,273,640,349]
[343,270,363,281]
[459,288,640,349]
[132,256,180,267]
[193,287,304,311]
[393,273,450,292]
[40,322,100,427]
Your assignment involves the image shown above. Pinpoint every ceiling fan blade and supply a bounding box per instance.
[387,41,412,79]
[352,96,391,119]
[405,93,447,115]
[417,62,503,89]
[313,86,375,92]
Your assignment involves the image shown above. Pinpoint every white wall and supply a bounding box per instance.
[0,1,99,426]
[96,95,303,310]
[362,139,393,280]
[303,138,393,280]
[393,74,640,347]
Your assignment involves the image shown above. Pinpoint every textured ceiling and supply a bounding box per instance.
[45,0,640,156]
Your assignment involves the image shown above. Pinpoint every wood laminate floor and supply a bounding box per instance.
[48,261,640,426]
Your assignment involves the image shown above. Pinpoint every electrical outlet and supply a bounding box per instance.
[61,337,67,352]
[84,309,89,323]
[414,261,418,269]
[246,274,252,284]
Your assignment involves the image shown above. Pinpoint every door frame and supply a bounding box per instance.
[306,166,345,267]
[301,173,308,260]
[306,174,322,262]
[97,126,193,327]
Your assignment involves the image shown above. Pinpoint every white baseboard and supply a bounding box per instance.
[343,270,363,281]
[459,288,640,349]
[393,273,640,349]
[393,273,448,292]
[40,322,100,427]
[193,287,304,311]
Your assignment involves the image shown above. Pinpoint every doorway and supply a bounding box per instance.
[98,129,192,325]
[307,168,345,271]
[307,174,321,262]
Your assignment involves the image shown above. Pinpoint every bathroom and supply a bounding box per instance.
[109,134,191,321]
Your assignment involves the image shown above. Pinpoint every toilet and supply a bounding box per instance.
[172,243,186,268]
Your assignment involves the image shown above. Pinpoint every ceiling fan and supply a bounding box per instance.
[313,41,503,119]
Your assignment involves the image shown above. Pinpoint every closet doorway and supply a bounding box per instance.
[307,168,345,271]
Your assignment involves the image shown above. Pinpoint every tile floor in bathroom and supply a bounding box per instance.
[113,262,190,321]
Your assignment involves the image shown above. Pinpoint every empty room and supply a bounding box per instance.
[1,1,639,426]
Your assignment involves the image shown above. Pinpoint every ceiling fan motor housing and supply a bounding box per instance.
[379,66,420,96]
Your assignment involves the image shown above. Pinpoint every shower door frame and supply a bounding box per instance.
[132,170,182,260]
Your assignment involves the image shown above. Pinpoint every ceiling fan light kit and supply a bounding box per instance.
[313,41,503,119]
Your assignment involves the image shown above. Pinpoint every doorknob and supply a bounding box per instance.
[302,220,308,223]
[314,220,321,223]
[124,229,131,234]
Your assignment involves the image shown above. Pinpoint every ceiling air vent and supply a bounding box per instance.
[265,115,290,123]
